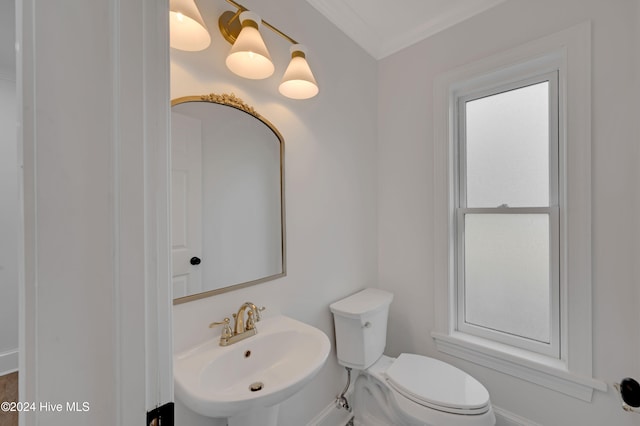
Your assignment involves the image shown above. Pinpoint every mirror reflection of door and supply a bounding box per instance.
[171,111,203,298]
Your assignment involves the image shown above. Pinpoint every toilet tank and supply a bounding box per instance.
[329,288,394,369]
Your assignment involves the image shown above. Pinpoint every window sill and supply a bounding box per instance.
[431,331,607,402]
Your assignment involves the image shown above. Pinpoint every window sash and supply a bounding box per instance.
[455,207,560,357]
[457,71,559,209]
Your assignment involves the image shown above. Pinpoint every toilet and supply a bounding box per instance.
[330,288,496,426]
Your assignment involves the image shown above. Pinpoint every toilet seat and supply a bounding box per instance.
[384,353,491,416]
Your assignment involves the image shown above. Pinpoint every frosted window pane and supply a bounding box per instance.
[465,82,549,207]
[464,214,550,343]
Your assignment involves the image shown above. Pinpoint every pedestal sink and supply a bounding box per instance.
[174,314,331,426]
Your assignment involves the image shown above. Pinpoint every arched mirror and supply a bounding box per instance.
[171,93,286,304]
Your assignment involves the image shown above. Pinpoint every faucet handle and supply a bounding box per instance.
[209,317,233,340]
[241,302,266,321]
[255,305,266,321]
[246,310,256,330]
[209,317,231,328]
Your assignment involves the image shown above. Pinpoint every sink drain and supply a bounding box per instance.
[249,382,264,392]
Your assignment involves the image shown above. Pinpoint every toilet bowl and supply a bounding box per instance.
[354,355,495,426]
[330,288,495,426]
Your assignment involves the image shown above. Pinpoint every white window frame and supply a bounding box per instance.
[455,72,561,358]
[431,22,607,402]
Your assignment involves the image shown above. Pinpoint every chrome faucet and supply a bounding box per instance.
[209,302,266,346]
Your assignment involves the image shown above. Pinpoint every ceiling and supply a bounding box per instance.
[306,0,507,59]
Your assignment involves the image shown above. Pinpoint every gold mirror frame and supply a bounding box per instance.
[171,93,286,305]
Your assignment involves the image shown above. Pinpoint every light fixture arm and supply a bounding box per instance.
[259,16,299,45]
[221,0,299,45]
[225,8,243,26]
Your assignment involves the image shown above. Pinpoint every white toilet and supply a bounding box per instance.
[330,288,496,426]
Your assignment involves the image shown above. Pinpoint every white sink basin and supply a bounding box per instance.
[174,314,331,419]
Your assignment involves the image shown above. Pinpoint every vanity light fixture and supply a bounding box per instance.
[278,44,319,100]
[169,0,211,51]
[225,11,275,79]
[220,0,319,98]
[171,0,319,99]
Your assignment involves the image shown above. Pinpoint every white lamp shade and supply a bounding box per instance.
[169,0,211,51]
[279,45,319,99]
[226,12,274,80]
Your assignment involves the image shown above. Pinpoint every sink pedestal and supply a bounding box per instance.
[227,405,279,426]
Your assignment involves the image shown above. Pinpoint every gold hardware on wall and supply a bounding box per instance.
[170,0,319,99]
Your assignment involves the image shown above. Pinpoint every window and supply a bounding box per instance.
[431,23,606,401]
[455,73,560,357]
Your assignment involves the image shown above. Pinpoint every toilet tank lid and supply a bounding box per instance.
[330,288,393,318]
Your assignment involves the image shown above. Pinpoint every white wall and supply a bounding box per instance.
[378,1,640,425]
[0,0,18,376]
[171,0,378,425]
[0,62,18,375]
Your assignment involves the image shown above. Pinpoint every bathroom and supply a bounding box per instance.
[2,0,640,425]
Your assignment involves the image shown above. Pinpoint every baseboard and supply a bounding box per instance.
[494,405,542,426]
[308,400,538,426]
[307,392,538,426]
[307,400,353,426]
[0,349,18,376]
